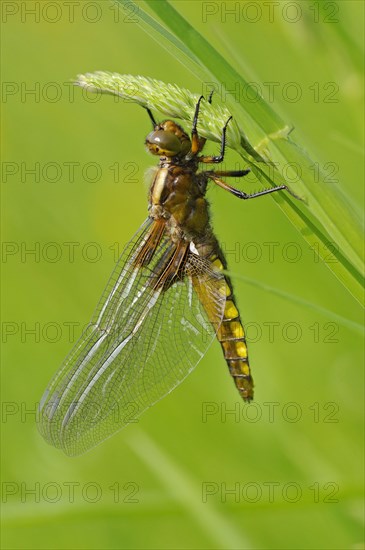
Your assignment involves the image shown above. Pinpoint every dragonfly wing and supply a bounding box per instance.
[38,219,226,456]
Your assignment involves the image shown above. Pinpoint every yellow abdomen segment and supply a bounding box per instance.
[213,257,254,401]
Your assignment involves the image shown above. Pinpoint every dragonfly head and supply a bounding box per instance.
[145,120,191,159]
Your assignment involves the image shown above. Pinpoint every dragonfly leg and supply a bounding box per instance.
[191,91,214,154]
[145,107,157,129]
[191,96,205,155]
[198,115,232,164]
[206,169,250,178]
[208,175,292,200]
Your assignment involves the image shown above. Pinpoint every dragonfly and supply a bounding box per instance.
[38,94,297,456]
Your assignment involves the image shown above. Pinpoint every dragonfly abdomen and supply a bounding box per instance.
[212,256,254,402]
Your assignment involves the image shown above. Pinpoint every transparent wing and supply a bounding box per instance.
[38,218,226,456]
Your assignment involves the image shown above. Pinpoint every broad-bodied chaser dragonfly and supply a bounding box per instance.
[38,94,295,455]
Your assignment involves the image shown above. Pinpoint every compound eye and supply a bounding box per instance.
[146,130,182,156]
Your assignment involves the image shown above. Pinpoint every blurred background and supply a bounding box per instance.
[1,1,364,549]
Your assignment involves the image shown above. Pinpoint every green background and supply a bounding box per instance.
[1,1,363,549]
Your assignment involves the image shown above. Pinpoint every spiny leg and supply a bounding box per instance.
[194,91,214,153]
[198,115,232,164]
[145,107,157,128]
[206,169,250,178]
[191,95,205,155]
[208,174,300,200]
[207,90,214,103]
